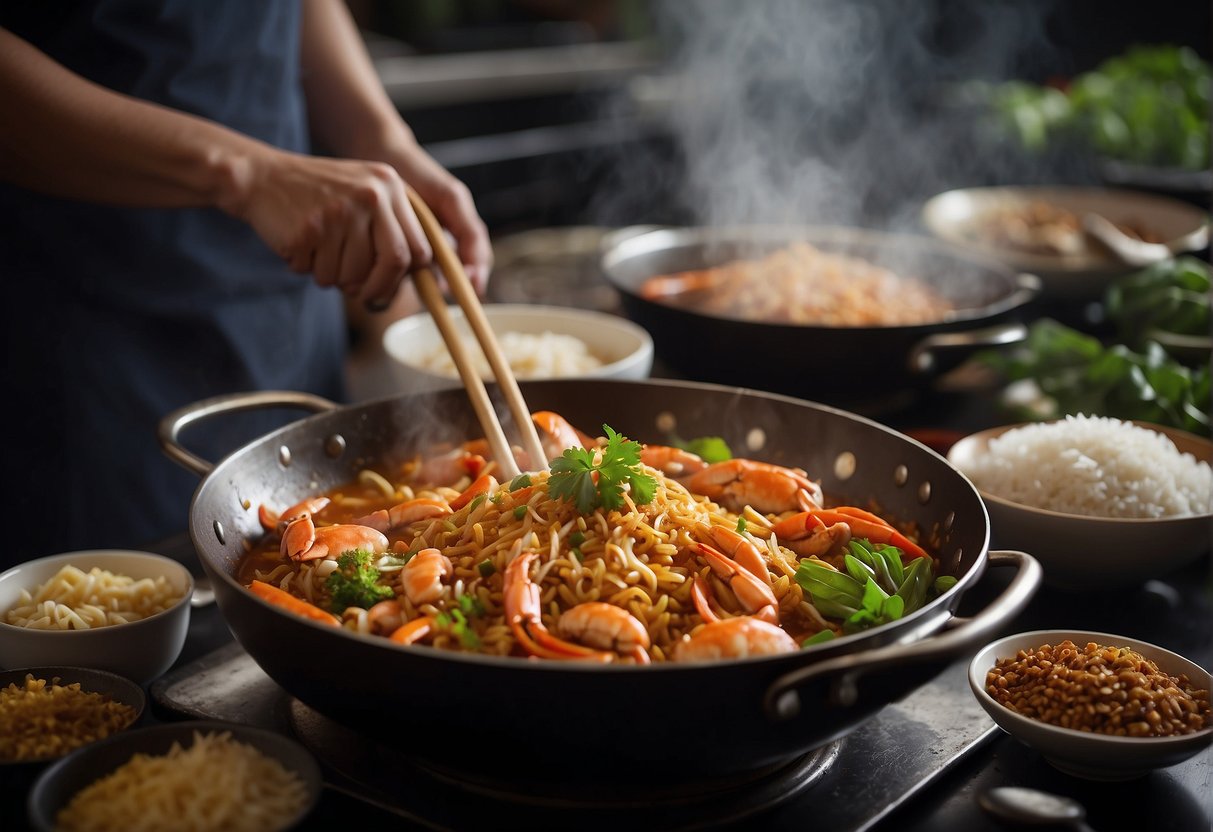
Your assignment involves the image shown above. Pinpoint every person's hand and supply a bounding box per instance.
[220,147,433,309]
[379,139,494,296]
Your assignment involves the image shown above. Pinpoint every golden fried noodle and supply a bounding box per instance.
[0,675,137,762]
[56,731,310,832]
[241,428,942,665]
[5,565,182,630]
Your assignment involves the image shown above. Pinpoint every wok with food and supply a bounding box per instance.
[161,381,1040,782]
[601,226,1038,407]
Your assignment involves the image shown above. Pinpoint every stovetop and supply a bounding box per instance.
[150,642,997,831]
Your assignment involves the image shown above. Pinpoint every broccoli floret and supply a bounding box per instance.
[325,549,394,612]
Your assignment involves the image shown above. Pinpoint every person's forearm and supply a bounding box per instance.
[0,27,261,209]
[300,0,412,161]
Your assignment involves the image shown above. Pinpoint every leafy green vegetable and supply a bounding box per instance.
[435,608,480,649]
[549,425,658,513]
[675,435,734,464]
[325,549,395,612]
[1105,257,1211,345]
[978,319,1210,437]
[794,541,951,636]
[984,45,1211,169]
[802,630,836,647]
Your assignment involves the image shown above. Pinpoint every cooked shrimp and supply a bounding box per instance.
[682,459,822,514]
[354,498,452,533]
[280,517,388,562]
[400,548,452,606]
[672,617,798,662]
[557,601,651,664]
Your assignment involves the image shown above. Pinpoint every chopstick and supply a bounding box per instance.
[405,188,548,478]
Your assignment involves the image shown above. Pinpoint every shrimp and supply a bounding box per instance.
[400,548,452,606]
[779,508,928,560]
[695,522,771,585]
[557,601,651,664]
[690,542,780,625]
[682,459,823,514]
[770,512,852,558]
[639,445,708,478]
[503,552,613,662]
[672,617,798,662]
[280,517,388,563]
[353,497,452,534]
[258,496,331,536]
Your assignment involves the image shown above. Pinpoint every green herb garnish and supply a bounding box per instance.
[548,425,658,513]
[509,473,532,490]
[736,517,747,534]
[569,531,585,547]
[512,505,528,520]
[478,559,496,578]
[325,549,395,612]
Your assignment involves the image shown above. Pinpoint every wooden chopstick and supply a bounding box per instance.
[405,188,548,475]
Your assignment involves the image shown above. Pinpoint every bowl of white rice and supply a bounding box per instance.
[947,416,1213,589]
[383,303,654,393]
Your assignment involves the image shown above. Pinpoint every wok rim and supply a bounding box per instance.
[599,224,1039,330]
[189,378,992,676]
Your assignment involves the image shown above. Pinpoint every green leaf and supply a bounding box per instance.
[548,425,657,513]
[802,630,837,647]
[679,436,734,464]
[934,575,957,593]
[845,553,876,584]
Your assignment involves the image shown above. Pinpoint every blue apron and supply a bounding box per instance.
[0,1,347,562]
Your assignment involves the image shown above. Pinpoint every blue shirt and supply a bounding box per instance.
[1,1,347,561]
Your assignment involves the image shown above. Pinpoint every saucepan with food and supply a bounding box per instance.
[600,226,1040,408]
[160,381,1040,786]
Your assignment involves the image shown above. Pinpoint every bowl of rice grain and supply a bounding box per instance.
[947,415,1213,589]
[28,721,322,832]
[0,551,193,684]
[969,630,1213,780]
[383,303,654,393]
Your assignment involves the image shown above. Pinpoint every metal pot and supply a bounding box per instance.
[161,380,1039,786]
[600,226,1040,410]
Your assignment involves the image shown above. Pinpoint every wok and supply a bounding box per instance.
[161,380,1040,787]
[600,226,1041,409]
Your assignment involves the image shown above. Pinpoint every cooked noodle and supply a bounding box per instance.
[4,565,182,630]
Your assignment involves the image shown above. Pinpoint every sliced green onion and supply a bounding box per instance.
[468,494,487,512]
[569,531,585,547]
[512,505,527,520]
[736,517,747,534]
[572,548,585,563]
[510,473,532,490]
[478,559,496,578]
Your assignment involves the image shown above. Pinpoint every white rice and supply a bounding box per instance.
[415,330,604,380]
[963,415,1213,518]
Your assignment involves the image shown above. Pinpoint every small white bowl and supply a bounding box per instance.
[0,551,193,684]
[383,303,654,393]
[922,186,1210,301]
[947,421,1212,589]
[969,630,1213,780]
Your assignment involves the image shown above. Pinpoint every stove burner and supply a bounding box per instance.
[287,699,840,830]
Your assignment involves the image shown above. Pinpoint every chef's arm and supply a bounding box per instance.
[299,0,492,292]
[0,25,424,306]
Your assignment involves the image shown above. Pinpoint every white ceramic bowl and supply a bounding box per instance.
[383,303,654,393]
[0,551,193,684]
[969,630,1213,780]
[947,421,1212,589]
[921,186,1210,301]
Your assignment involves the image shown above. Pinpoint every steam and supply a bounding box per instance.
[594,0,1054,230]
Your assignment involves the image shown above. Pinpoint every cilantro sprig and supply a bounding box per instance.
[548,425,657,513]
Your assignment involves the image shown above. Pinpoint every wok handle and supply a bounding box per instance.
[158,390,338,477]
[907,273,1040,373]
[763,550,1041,721]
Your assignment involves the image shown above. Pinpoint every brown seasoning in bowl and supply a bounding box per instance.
[986,640,1211,737]
[0,675,138,761]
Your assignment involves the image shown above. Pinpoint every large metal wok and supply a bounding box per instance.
[600,226,1040,409]
[161,380,1040,786]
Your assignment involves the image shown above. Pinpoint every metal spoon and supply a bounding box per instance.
[1082,212,1173,267]
[979,787,1097,831]
[190,573,216,608]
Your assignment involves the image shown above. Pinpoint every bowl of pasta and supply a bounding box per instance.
[0,551,193,684]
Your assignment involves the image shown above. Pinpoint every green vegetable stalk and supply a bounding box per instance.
[325,549,395,612]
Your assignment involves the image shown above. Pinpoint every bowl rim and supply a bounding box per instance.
[968,628,1213,748]
[946,419,1213,525]
[0,665,146,766]
[26,719,323,832]
[921,185,1211,275]
[0,549,195,636]
[382,302,655,380]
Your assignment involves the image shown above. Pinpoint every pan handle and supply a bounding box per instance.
[907,273,1040,373]
[158,390,339,477]
[763,549,1041,721]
